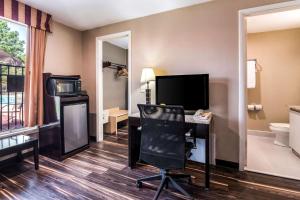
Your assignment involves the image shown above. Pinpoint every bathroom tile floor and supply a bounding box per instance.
[246,133,300,180]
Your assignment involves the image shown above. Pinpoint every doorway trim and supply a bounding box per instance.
[95,31,132,142]
[238,1,300,171]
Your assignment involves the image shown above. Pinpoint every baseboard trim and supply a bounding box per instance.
[244,167,300,181]
[292,149,300,159]
[247,129,275,137]
[216,159,239,170]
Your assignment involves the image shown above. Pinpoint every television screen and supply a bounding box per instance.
[156,74,209,110]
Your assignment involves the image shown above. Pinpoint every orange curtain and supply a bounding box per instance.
[24,27,47,127]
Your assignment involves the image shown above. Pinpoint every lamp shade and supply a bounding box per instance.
[140,68,155,83]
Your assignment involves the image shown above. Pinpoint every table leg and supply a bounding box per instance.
[128,124,141,169]
[128,124,134,168]
[205,136,210,189]
[17,151,23,162]
[115,118,118,138]
[33,141,39,170]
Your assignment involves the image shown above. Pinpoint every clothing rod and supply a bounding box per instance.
[103,61,127,69]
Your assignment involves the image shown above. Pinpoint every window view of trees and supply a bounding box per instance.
[0,20,26,64]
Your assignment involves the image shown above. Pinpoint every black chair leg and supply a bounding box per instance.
[137,174,162,188]
[168,177,192,199]
[171,174,191,179]
[137,174,161,183]
[171,174,192,184]
[137,172,193,199]
[153,176,167,200]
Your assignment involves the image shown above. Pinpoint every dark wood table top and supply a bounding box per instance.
[0,135,37,150]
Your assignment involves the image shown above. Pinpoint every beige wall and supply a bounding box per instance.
[81,0,288,163]
[247,28,300,131]
[44,21,82,76]
[103,42,128,110]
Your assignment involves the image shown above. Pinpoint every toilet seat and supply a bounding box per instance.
[270,123,290,132]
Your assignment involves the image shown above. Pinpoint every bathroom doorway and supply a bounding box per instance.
[241,6,300,180]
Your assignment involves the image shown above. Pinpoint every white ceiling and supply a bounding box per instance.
[247,9,300,33]
[20,0,212,31]
[106,37,129,49]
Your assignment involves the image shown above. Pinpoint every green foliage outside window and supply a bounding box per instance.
[0,20,26,64]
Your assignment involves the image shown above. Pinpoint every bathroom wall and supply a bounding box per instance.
[103,41,128,110]
[247,28,300,131]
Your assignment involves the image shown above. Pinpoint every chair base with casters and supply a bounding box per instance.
[136,169,193,200]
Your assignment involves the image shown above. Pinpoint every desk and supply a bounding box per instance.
[128,113,212,189]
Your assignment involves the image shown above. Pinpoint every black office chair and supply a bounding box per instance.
[137,104,194,200]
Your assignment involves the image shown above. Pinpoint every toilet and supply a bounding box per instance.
[269,123,290,147]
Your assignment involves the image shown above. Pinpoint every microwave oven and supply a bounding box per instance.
[46,75,82,96]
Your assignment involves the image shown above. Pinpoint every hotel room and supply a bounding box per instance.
[0,0,300,199]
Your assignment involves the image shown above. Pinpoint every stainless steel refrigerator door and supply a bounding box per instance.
[63,103,88,153]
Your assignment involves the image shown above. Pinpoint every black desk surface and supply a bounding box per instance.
[129,113,212,125]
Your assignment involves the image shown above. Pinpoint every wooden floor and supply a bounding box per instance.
[0,129,300,200]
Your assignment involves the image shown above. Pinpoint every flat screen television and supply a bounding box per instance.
[156,74,209,111]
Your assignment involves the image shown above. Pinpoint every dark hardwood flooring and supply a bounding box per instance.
[0,128,300,200]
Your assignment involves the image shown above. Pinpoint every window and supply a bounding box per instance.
[0,18,27,132]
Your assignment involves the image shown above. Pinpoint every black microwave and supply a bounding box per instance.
[46,75,82,96]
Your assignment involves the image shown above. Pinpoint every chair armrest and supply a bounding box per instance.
[185,129,193,137]
[185,129,196,148]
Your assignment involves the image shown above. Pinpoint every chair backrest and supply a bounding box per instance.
[137,104,186,170]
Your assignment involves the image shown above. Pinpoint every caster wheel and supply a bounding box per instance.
[136,181,142,188]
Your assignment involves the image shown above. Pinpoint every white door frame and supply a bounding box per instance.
[238,1,300,171]
[95,31,132,142]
